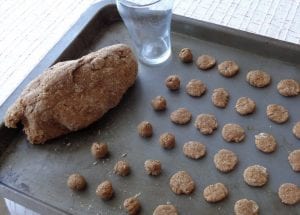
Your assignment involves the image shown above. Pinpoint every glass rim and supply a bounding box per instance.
[117,0,162,8]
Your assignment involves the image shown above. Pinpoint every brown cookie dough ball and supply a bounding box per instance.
[293,121,300,139]
[96,180,114,200]
[203,183,229,203]
[214,149,238,173]
[278,183,300,205]
[235,97,256,115]
[196,54,216,70]
[243,165,268,187]
[91,142,108,159]
[151,96,167,111]
[277,79,300,97]
[254,133,277,153]
[222,123,245,143]
[137,121,153,137]
[185,79,206,97]
[169,171,195,195]
[153,204,178,215]
[218,60,239,77]
[165,75,181,90]
[211,88,230,108]
[234,199,259,215]
[246,70,271,88]
[194,114,218,135]
[123,196,141,215]
[67,173,87,191]
[178,48,193,63]
[144,160,162,176]
[288,149,300,172]
[266,104,289,124]
[183,141,206,159]
[114,160,130,176]
[159,132,176,149]
[170,108,192,125]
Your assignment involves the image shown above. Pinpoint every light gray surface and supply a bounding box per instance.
[0,3,299,215]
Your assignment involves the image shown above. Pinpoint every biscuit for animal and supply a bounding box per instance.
[234,199,259,215]
[277,79,300,97]
[266,104,289,124]
[235,97,256,115]
[243,165,268,187]
[165,75,181,90]
[254,133,277,153]
[153,204,178,215]
[194,114,218,135]
[144,160,162,176]
[91,142,108,159]
[183,141,206,159]
[67,173,87,191]
[159,132,176,149]
[96,180,114,200]
[222,123,245,143]
[278,183,300,205]
[218,60,239,77]
[169,171,195,195]
[211,88,229,108]
[246,70,271,88]
[292,121,300,139]
[170,108,192,125]
[137,121,153,137]
[203,183,229,203]
[185,79,206,97]
[196,55,216,70]
[213,149,238,172]
[114,160,130,176]
[123,196,141,215]
[151,96,167,111]
[179,48,193,63]
[288,149,300,172]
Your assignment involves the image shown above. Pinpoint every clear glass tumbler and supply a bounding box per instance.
[116,0,174,65]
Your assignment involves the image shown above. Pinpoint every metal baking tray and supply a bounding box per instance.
[0,0,299,214]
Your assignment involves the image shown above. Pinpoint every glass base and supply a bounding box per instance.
[139,45,171,65]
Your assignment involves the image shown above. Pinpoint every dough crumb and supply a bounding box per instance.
[169,171,195,195]
[96,180,114,200]
[214,149,238,172]
[277,79,300,97]
[178,48,193,63]
[144,160,162,176]
[170,108,192,125]
[203,183,229,203]
[211,88,229,108]
[114,160,130,176]
[159,132,176,149]
[243,165,268,187]
[153,204,178,215]
[183,141,206,159]
[123,196,141,215]
[137,121,153,137]
[196,54,216,70]
[91,142,108,159]
[278,183,300,205]
[218,60,239,77]
[165,75,181,90]
[234,199,259,215]
[67,173,87,191]
[222,123,245,143]
[151,96,167,111]
[266,104,289,124]
[194,114,218,135]
[288,149,300,172]
[186,79,206,97]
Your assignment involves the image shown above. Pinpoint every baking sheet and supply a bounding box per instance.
[0,1,299,214]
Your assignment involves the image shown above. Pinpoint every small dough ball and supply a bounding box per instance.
[254,133,277,153]
[96,180,114,200]
[246,70,271,88]
[211,88,229,108]
[222,123,245,143]
[235,97,256,115]
[292,121,300,139]
[183,141,206,159]
[169,171,195,195]
[288,149,300,172]
[277,79,300,97]
[278,183,300,205]
[178,48,193,63]
[123,196,141,215]
[194,114,218,135]
[159,132,176,149]
[151,96,167,111]
[170,108,192,125]
[266,104,289,124]
[203,183,229,203]
[137,121,153,137]
[153,204,178,215]
[185,79,206,97]
[91,142,108,159]
[243,165,268,187]
[144,160,162,176]
[114,160,130,176]
[214,149,238,173]
[67,173,87,191]
[234,199,259,215]
[165,75,181,90]
[218,60,239,77]
[196,54,216,70]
